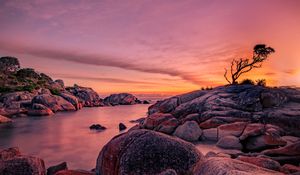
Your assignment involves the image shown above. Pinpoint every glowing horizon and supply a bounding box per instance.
[0,0,300,95]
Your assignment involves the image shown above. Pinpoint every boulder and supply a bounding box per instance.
[180,113,200,123]
[245,134,287,151]
[28,103,54,116]
[66,85,103,107]
[32,94,76,112]
[216,136,242,150]
[260,91,287,108]
[54,79,65,88]
[281,136,300,145]
[281,164,300,174]
[155,118,179,134]
[59,92,81,110]
[129,117,145,124]
[262,141,300,156]
[0,147,46,175]
[104,93,140,105]
[143,113,173,129]
[47,162,68,175]
[96,129,203,175]
[157,169,177,175]
[199,118,226,129]
[218,122,247,139]
[119,123,127,131]
[193,157,283,175]
[239,123,265,140]
[0,115,12,124]
[236,155,281,171]
[173,121,202,142]
[201,128,218,141]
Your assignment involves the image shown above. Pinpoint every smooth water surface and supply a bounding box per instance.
[0,104,150,170]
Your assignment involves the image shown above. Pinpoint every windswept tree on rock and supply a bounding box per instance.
[224,44,275,84]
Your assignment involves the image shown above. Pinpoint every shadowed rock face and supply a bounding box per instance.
[96,129,203,175]
[66,86,104,107]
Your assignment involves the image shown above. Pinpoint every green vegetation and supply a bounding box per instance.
[50,88,60,95]
[239,79,255,85]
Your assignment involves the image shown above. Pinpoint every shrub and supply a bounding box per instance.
[0,56,20,73]
[256,79,266,86]
[50,88,60,95]
[239,79,255,85]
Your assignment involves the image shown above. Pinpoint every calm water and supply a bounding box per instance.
[0,104,150,170]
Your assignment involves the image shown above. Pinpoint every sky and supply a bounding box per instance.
[0,0,300,95]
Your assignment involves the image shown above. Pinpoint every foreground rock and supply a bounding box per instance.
[47,162,67,175]
[236,155,281,171]
[193,157,283,175]
[0,147,46,175]
[96,129,203,175]
[173,121,202,142]
[0,114,12,124]
[54,170,94,175]
[104,93,144,105]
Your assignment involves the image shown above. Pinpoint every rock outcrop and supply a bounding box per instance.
[103,93,144,105]
[96,129,202,175]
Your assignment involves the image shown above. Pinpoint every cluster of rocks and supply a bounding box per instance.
[0,84,149,120]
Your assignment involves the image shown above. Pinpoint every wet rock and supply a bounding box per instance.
[28,103,54,116]
[96,129,202,175]
[201,128,218,141]
[173,121,202,142]
[155,118,179,134]
[216,136,242,150]
[0,147,46,175]
[236,155,281,171]
[0,114,12,124]
[143,113,173,129]
[193,157,283,175]
[218,122,247,139]
[89,124,106,131]
[47,162,68,175]
[119,123,127,131]
[129,117,145,124]
[245,134,287,151]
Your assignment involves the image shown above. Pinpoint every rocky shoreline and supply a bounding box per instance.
[1,84,300,174]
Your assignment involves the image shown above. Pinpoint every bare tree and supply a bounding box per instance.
[224,44,275,84]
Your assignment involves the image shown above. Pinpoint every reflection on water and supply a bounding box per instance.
[0,104,150,170]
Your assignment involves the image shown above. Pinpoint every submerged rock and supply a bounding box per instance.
[96,129,203,175]
[119,123,127,131]
[89,124,106,131]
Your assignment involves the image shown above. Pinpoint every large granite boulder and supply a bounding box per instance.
[104,93,141,105]
[96,129,203,175]
[193,157,283,175]
[236,155,281,171]
[173,121,202,142]
[143,113,174,129]
[0,147,46,175]
[66,85,103,107]
[146,85,300,136]
[59,92,81,110]
[32,94,76,112]
[216,135,242,150]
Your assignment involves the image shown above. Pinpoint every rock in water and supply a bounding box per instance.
[96,129,203,175]
[47,162,68,175]
[104,93,141,105]
[0,115,12,124]
[0,147,46,175]
[193,157,283,175]
[173,121,202,142]
[89,124,106,131]
[119,123,127,131]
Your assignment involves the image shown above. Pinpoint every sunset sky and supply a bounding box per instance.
[0,0,300,95]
